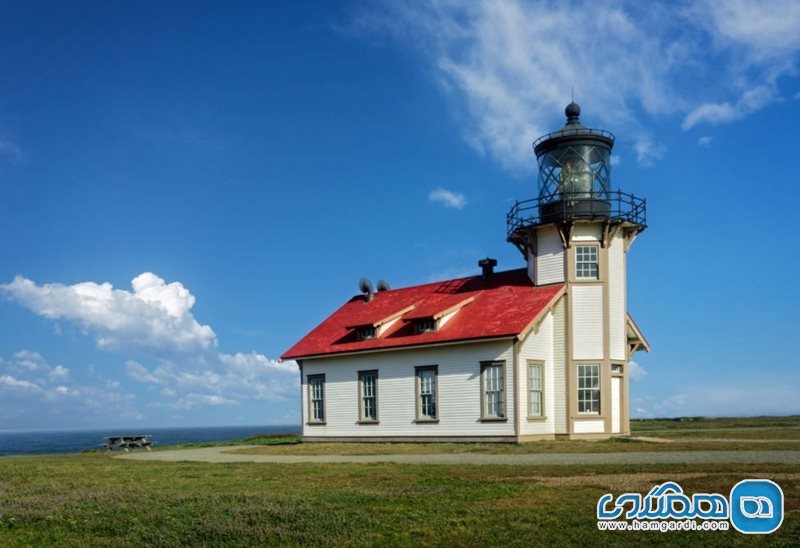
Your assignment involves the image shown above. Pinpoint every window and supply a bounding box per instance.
[528,362,543,418]
[308,374,325,423]
[575,245,599,280]
[611,364,623,375]
[481,361,505,419]
[416,366,438,421]
[412,318,436,334]
[355,325,376,340]
[358,370,378,422]
[577,364,600,414]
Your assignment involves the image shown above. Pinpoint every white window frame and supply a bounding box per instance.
[358,370,379,423]
[480,361,506,420]
[307,374,325,424]
[415,365,438,421]
[527,361,544,418]
[575,245,599,280]
[577,364,600,415]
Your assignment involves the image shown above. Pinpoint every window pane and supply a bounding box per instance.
[418,367,437,419]
[484,363,505,418]
[360,372,378,421]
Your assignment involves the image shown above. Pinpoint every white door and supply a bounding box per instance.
[611,377,621,434]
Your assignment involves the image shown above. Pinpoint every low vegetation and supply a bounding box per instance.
[0,417,796,545]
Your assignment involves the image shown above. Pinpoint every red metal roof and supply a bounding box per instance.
[281,269,564,360]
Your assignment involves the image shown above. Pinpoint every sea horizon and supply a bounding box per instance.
[0,424,301,456]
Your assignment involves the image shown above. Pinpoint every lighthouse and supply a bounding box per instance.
[507,102,647,435]
[283,102,650,442]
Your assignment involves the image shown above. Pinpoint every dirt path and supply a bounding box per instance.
[117,446,800,465]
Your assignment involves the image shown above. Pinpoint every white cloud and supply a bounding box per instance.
[49,365,70,383]
[628,360,646,381]
[697,136,713,147]
[681,85,776,130]
[350,0,800,170]
[2,272,302,415]
[609,155,621,167]
[124,352,299,408]
[429,187,467,209]
[0,374,41,392]
[125,360,160,384]
[634,382,800,418]
[1,273,216,355]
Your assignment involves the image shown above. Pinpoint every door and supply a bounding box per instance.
[611,377,621,434]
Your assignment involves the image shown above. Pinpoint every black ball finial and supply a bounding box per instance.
[565,101,581,121]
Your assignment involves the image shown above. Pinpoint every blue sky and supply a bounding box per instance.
[1,1,799,430]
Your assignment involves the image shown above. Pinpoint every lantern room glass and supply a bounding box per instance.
[537,144,611,202]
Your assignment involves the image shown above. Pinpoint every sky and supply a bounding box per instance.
[1,0,799,430]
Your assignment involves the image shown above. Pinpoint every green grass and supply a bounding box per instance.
[158,433,300,450]
[0,454,797,546]
[2,416,797,545]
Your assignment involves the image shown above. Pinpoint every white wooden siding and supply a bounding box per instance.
[301,340,516,437]
[534,226,565,285]
[552,298,567,434]
[519,311,555,436]
[526,249,536,284]
[608,231,626,361]
[571,285,604,359]
[571,223,602,241]
[573,420,605,434]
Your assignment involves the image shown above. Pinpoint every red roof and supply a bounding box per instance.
[281,269,564,360]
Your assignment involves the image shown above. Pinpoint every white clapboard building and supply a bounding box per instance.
[282,103,649,442]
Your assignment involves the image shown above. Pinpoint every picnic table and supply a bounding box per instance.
[102,435,153,452]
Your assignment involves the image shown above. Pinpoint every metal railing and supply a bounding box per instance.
[506,190,646,238]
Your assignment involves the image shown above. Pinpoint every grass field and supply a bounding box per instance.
[0,417,797,546]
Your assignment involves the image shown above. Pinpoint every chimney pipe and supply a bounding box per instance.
[478,257,497,279]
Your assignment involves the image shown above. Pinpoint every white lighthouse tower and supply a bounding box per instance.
[507,102,648,436]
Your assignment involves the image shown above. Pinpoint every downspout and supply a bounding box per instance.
[513,339,521,443]
[297,360,304,436]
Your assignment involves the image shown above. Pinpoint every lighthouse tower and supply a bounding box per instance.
[507,102,647,436]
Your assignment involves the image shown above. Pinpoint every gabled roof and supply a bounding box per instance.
[626,313,651,353]
[281,269,564,360]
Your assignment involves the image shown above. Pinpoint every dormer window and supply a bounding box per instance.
[354,325,376,340]
[412,318,436,334]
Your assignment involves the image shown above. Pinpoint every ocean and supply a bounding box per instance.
[0,425,300,456]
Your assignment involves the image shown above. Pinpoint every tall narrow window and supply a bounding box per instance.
[359,370,378,422]
[416,366,438,421]
[577,364,600,414]
[481,361,505,419]
[528,362,543,418]
[575,245,599,280]
[308,374,325,423]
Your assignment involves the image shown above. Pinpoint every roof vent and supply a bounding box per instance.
[377,279,390,292]
[358,277,374,302]
[478,257,497,279]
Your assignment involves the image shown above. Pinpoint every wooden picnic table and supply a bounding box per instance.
[102,435,153,452]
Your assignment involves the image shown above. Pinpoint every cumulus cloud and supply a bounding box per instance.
[428,187,467,209]
[628,360,646,381]
[124,352,298,409]
[348,0,800,170]
[0,350,145,428]
[0,273,217,355]
[2,272,299,415]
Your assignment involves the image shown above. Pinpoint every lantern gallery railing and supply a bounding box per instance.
[506,190,647,238]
